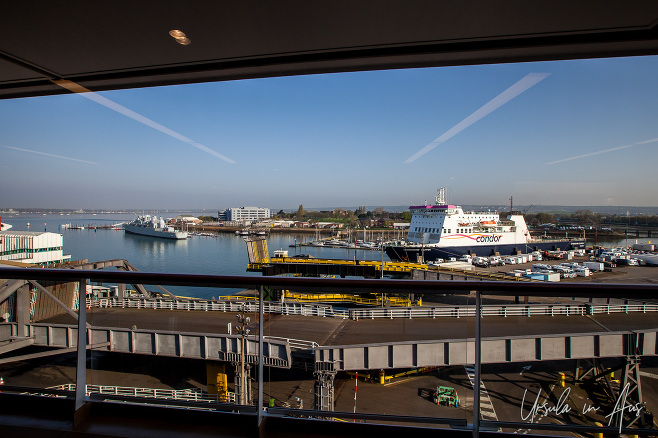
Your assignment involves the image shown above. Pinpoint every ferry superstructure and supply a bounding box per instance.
[385,188,584,262]
[124,215,188,240]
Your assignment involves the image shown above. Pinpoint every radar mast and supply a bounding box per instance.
[435,187,446,205]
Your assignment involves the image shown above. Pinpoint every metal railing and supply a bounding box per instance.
[49,383,237,404]
[263,336,319,351]
[92,296,340,317]
[0,266,657,437]
[90,295,658,320]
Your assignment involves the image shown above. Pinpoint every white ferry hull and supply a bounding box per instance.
[385,239,585,262]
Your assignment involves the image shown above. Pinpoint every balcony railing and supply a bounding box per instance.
[0,266,656,437]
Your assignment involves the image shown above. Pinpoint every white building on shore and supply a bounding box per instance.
[218,207,271,223]
[0,231,71,266]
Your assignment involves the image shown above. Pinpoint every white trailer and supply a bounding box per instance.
[583,261,604,271]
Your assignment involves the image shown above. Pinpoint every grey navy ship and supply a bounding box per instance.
[124,215,188,240]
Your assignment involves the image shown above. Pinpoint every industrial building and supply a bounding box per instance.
[0,231,71,266]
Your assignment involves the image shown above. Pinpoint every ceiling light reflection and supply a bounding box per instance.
[169,29,186,38]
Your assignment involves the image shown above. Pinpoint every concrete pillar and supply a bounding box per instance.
[15,284,31,336]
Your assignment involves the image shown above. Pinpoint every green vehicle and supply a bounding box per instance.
[433,386,460,408]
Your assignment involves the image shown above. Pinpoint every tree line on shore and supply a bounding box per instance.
[526,210,658,227]
[200,207,657,229]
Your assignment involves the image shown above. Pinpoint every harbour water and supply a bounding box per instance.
[2,213,650,299]
[1,213,392,298]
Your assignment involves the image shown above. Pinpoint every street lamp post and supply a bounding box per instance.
[235,307,251,405]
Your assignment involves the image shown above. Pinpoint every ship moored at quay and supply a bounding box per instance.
[385,188,585,262]
[123,215,188,240]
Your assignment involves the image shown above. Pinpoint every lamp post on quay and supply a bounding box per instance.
[235,307,251,405]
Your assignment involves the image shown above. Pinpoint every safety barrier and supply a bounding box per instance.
[49,383,236,404]
[92,297,342,317]
[91,297,658,320]
[263,336,319,351]
[349,302,658,320]
[590,303,658,314]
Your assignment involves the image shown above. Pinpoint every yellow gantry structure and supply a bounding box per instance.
[283,291,413,307]
[244,237,536,281]
[248,256,536,281]
[249,256,428,272]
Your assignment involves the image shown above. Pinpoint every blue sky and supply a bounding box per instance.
[1,56,657,210]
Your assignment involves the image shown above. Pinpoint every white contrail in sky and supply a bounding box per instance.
[52,80,236,164]
[404,73,551,164]
[3,145,98,164]
[545,137,658,165]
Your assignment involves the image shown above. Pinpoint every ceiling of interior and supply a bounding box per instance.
[2,1,658,99]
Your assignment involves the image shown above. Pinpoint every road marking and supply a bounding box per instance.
[464,366,501,428]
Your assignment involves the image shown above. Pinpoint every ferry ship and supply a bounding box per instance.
[384,188,585,262]
[124,215,188,240]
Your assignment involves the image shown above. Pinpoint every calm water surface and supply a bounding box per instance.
[2,213,390,298]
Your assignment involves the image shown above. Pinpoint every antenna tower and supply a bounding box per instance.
[436,187,446,205]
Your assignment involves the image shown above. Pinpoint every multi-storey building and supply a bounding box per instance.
[0,231,71,266]
[218,207,271,223]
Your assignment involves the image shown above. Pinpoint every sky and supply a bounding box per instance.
[1,55,657,210]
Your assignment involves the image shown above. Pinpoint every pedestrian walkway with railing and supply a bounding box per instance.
[91,296,658,320]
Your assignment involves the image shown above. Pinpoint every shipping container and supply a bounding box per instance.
[583,261,604,271]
